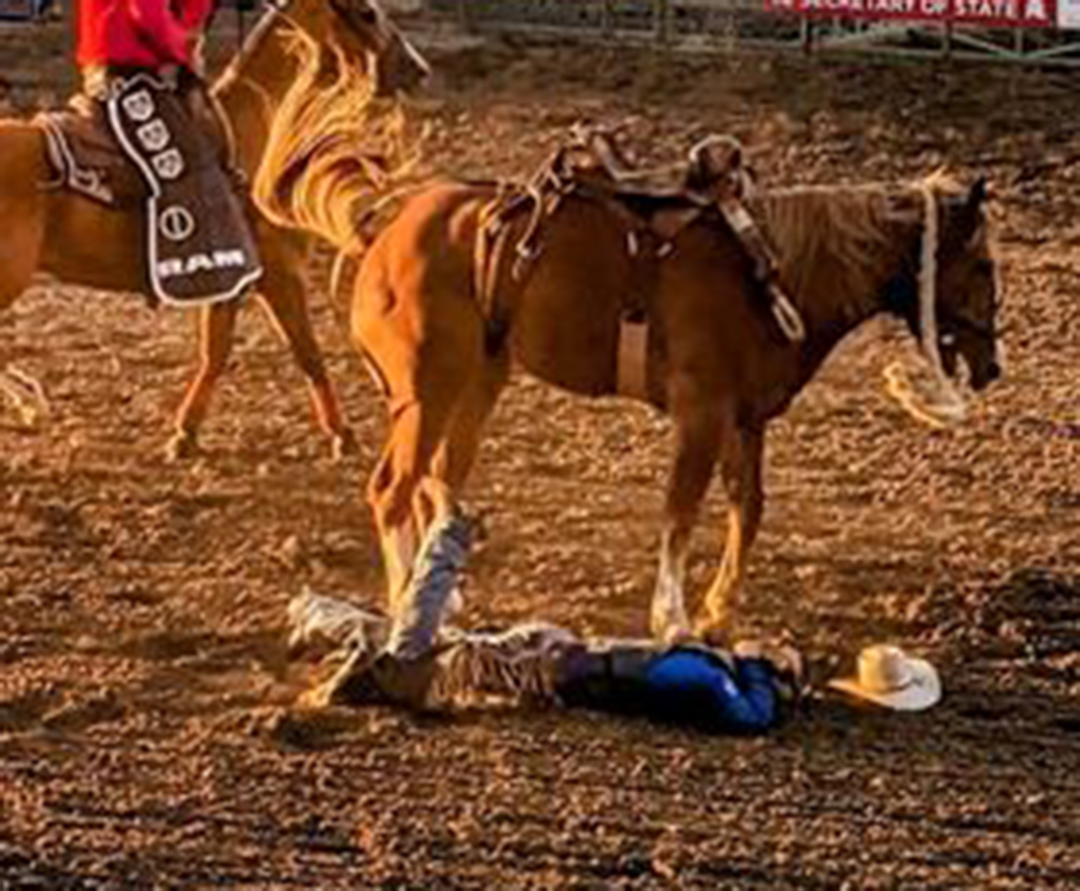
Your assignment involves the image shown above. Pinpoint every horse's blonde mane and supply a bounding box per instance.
[253,27,418,252]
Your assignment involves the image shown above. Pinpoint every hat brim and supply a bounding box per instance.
[827,658,941,712]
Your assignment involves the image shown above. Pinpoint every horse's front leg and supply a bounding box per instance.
[696,424,765,640]
[168,227,354,462]
[651,398,724,644]
[256,259,356,462]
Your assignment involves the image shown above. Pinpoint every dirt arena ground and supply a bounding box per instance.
[3,17,1080,888]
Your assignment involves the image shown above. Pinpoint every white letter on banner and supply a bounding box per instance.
[1025,0,1046,19]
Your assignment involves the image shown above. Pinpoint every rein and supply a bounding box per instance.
[215,0,299,95]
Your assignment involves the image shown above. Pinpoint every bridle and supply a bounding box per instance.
[240,0,385,51]
[937,252,1001,348]
[222,0,388,91]
[883,203,999,351]
[220,0,300,81]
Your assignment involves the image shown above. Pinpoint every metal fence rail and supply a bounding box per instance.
[428,0,1080,65]
[0,0,50,20]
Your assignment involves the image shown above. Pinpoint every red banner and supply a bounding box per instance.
[766,0,1057,27]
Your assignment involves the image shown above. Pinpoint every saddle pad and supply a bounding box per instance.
[37,102,145,207]
[106,74,263,307]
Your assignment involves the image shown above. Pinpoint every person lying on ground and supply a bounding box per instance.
[289,509,804,735]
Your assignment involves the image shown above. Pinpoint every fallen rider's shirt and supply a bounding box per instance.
[555,644,787,734]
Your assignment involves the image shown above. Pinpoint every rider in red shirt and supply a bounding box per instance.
[70,0,261,306]
[75,0,226,168]
[77,0,215,73]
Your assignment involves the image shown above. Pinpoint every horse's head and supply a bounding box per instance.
[287,0,430,95]
[933,178,1002,391]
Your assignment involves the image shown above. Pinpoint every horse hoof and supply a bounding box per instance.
[330,429,360,463]
[165,431,200,463]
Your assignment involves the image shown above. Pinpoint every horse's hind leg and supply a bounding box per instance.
[168,299,241,461]
[696,424,765,640]
[431,356,510,502]
[357,246,487,612]
[367,388,463,614]
[363,356,506,623]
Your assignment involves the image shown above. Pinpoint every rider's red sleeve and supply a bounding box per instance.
[124,0,195,64]
[177,0,216,30]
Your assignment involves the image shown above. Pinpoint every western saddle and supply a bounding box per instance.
[475,125,806,363]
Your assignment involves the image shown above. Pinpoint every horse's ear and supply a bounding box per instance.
[959,176,990,240]
[969,177,990,208]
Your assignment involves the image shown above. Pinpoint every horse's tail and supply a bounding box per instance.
[252,27,422,257]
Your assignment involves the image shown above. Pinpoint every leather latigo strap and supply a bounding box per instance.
[35,90,146,207]
[717,195,806,343]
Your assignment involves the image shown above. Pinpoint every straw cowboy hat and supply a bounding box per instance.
[828,645,941,712]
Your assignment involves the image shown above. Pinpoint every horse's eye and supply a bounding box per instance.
[355,5,379,24]
[974,258,994,277]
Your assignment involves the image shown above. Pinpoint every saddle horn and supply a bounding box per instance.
[685,134,744,193]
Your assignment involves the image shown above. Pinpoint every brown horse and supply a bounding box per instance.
[255,101,1002,638]
[0,0,427,460]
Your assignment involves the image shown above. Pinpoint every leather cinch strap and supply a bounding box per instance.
[617,319,650,401]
